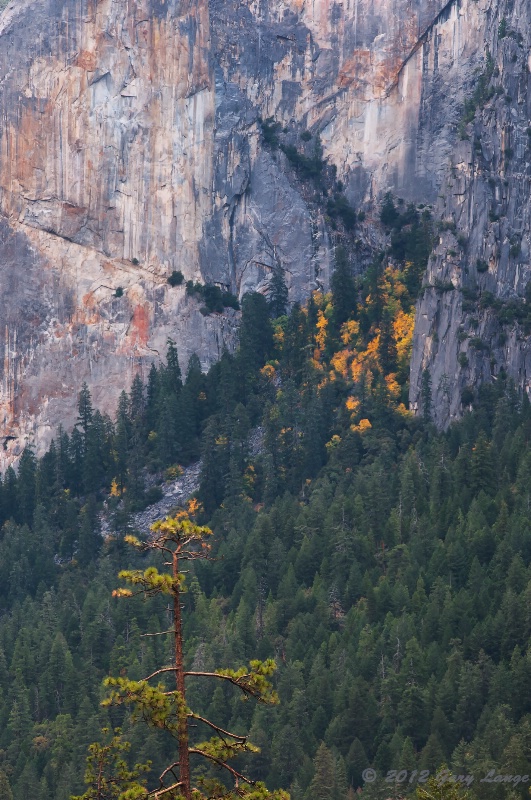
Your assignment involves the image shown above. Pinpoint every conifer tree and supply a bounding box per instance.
[57,424,72,487]
[130,373,145,426]
[268,264,289,319]
[306,743,336,800]
[416,773,471,800]
[115,391,131,493]
[162,339,183,397]
[146,363,161,433]
[378,310,398,375]
[238,293,274,392]
[17,446,36,525]
[76,514,288,800]
[2,466,17,522]
[77,383,94,447]
[0,770,13,800]
[72,728,151,800]
[380,192,399,228]
[330,246,356,331]
[199,416,230,514]
[471,432,496,495]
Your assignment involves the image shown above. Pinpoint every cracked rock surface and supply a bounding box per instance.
[409,0,531,426]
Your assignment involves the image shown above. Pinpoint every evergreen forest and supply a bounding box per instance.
[0,211,530,800]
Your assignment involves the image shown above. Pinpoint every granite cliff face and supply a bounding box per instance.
[408,0,531,426]
[0,0,529,458]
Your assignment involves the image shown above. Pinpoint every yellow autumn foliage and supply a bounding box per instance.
[393,309,415,362]
[260,364,276,380]
[385,373,401,399]
[340,319,360,345]
[315,309,328,350]
[304,257,418,422]
[396,402,413,418]
[273,327,284,347]
[346,396,360,414]
[187,497,202,517]
[351,418,372,434]
[330,349,350,377]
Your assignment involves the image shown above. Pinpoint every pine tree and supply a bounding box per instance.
[471,432,496,495]
[162,338,182,396]
[307,742,336,800]
[36,441,57,510]
[199,416,230,514]
[146,363,161,433]
[416,774,471,800]
[330,246,356,330]
[71,728,151,800]
[2,466,17,522]
[380,192,399,227]
[347,739,368,788]
[156,395,180,467]
[307,292,318,338]
[269,264,289,319]
[68,428,83,494]
[56,424,71,488]
[129,372,145,426]
[114,391,131,493]
[83,410,109,494]
[282,303,309,382]
[77,382,94,446]
[79,514,288,800]
[238,293,274,395]
[0,770,13,800]
[419,733,446,772]
[378,310,398,375]
[77,505,101,566]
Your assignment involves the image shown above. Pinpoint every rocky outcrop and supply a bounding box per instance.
[409,0,531,426]
[1,0,530,455]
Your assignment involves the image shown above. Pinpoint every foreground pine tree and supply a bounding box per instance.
[73,515,289,800]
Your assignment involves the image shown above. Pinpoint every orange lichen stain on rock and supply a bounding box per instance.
[62,202,85,219]
[82,291,97,310]
[339,50,408,97]
[3,109,43,201]
[338,10,421,97]
[338,50,372,91]
[72,295,101,326]
[372,59,405,95]
[74,50,97,71]
[129,303,150,348]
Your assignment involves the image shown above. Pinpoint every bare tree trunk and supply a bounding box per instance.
[173,551,191,800]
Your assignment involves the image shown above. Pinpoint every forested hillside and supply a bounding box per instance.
[0,224,531,799]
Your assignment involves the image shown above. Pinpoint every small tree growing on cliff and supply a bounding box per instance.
[73,514,288,800]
